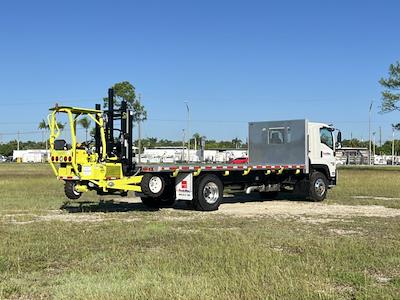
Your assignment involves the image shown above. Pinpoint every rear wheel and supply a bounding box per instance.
[64,181,82,200]
[308,171,328,202]
[141,173,166,197]
[193,175,223,211]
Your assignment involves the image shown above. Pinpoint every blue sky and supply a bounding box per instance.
[0,0,399,143]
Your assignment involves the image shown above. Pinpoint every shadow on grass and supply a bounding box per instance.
[61,192,311,213]
[61,200,160,213]
[222,192,310,204]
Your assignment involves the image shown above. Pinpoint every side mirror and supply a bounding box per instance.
[337,131,342,143]
[336,131,342,149]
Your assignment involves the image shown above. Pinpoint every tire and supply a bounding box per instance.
[308,171,328,202]
[64,181,82,200]
[258,191,279,200]
[193,174,223,211]
[141,173,166,197]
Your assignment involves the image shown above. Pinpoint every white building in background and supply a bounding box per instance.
[13,150,49,163]
[137,147,247,164]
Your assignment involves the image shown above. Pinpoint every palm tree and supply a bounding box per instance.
[38,119,49,130]
[38,120,66,148]
[148,137,158,147]
[78,117,91,142]
[232,137,242,149]
[38,119,50,150]
[192,133,202,150]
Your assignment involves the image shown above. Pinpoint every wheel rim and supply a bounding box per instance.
[71,183,80,196]
[314,178,326,197]
[203,182,219,204]
[149,176,163,194]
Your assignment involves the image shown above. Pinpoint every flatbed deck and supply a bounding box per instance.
[138,163,306,173]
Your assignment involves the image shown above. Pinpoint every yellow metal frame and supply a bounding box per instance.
[48,106,142,195]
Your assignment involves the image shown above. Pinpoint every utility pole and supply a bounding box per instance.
[379,126,382,147]
[137,94,142,164]
[372,132,376,159]
[17,131,20,151]
[138,121,141,163]
[392,125,395,166]
[368,101,373,165]
[184,101,190,162]
[182,129,185,161]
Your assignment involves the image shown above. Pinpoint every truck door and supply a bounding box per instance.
[318,127,336,178]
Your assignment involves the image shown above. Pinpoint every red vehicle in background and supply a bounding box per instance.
[229,157,249,164]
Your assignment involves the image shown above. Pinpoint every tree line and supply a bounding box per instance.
[0,136,247,157]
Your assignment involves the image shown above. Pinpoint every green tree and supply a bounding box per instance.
[341,138,369,148]
[90,127,96,138]
[191,133,203,149]
[232,137,242,149]
[0,140,46,156]
[38,119,50,149]
[78,117,91,142]
[380,61,400,114]
[55,122,65,131]
[38,119,65,149]
[103,81,147,122]
[38,119,49,131]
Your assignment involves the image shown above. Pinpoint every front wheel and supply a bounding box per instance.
[193,175,223,211]
[308,172,328,202]
[64,181,82,200]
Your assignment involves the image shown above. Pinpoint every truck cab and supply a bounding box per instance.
[308,122,338,186]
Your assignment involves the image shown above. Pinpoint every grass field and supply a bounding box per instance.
[1,164,400,299]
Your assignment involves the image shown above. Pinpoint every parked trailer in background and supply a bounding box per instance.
[137,119,341,211]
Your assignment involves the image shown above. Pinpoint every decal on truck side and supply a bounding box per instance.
[175,173,193,200]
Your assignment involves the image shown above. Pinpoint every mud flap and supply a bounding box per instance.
[175,173,193,201]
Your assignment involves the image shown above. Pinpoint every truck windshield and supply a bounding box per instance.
[320,128,333,149]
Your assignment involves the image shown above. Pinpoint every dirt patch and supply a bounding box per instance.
[217,201,400,218]
[329,228,361,236]
[1,211,140,225]
[3,197,400,225]
[352,195,400,201]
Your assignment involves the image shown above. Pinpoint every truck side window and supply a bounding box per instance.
[268,128,285,144]
[320,128,333,149]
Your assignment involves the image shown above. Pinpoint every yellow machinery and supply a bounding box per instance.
[48,89,142,199]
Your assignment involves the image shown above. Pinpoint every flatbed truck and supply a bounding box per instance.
[48,89,341,211]
[136,119,340,210]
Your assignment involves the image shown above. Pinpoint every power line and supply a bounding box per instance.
[0,98,103,107]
